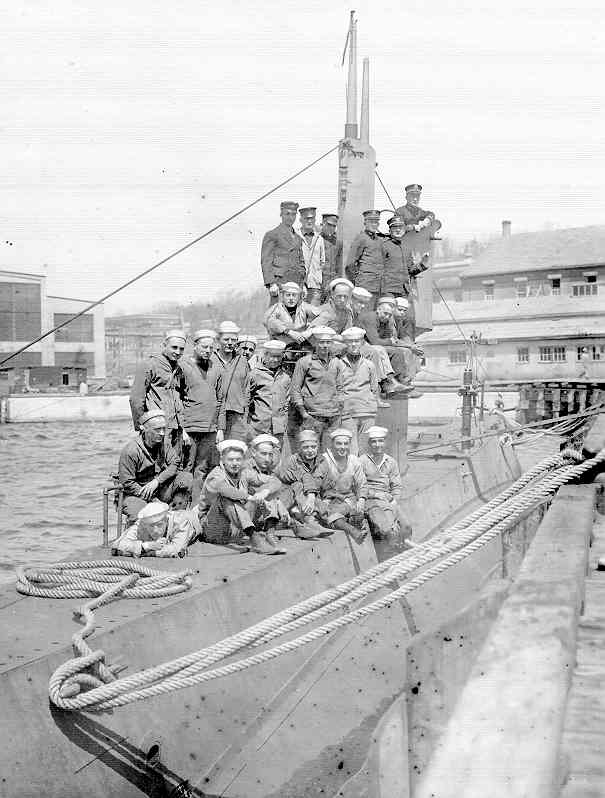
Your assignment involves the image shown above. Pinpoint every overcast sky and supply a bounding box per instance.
[3,0,604,313]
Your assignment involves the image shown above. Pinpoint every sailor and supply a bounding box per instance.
[237,334,260,369]
[241,434,290,548]
[393,297,424,382]
[350,286,399,399]
[261,200,306,304]
[248,340,291,445]
[395,183,441,233]
[263,281,318,351]
[112,500,200,558]
[298,206,326,306]
[344,209,386,300]
[356,296,415,391]
[358,426,412,544]
[339,326,379,455]
[181,329,222,503]
[118,409,194,523]
[305,427,368,544]
[129,328,189,458]
[291,326,345,450]
[304,277,354,341]
[216,322,251,443]
[212,320,240,370]
[381,215,413,299]
[199,439,285,554]
[320,213,343,302]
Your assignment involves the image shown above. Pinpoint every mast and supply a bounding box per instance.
[337,12,376,269]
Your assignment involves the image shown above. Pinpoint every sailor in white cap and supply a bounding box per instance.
[111,500,201,558]
[248,340,291,444]
[261,200,306,305]
[240,433,290,548]
[117,409,194,523]
[263,281,319,349]
[303,277,354,343]
[298,206,325,306]
[292,325,345,450]
[129,327,188,438]
[276,428,334,539]
[180,328,223,503]
[358,426,413,546]
[215,322,252,444]
[213,321,241,369]
[199,438,285,555]
[309,427,368,544]
[339,326,379,455]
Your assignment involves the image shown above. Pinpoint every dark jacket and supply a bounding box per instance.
[321,234,343,297]
[261,223,306,287]
[249,364,292,434]
[217,355,251,430]
[395,202,441,232]
[181,356,222,433]
[345,230,386,293]
[381,236,412,295]
[118,433,179,497]
[278,453,322,504]
[291,353,344,418]
[129,353,185,431]
[356,309,397,347]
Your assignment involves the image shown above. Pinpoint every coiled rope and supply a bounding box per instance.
[16,448,604,711]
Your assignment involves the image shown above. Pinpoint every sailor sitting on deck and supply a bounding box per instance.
[262,281,317,359]
[356,296,416,392]
[118,409,193,524]
[241,434,290,544]
[358,426,413,545]
[276,428,334,540]
[303,427,368,544]
[198,439,286,555]
[112,500,199,558]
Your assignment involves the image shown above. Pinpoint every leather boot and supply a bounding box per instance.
[249,530,286,555]
[264,529,287,553]
[380,375,411,396]
[291,519,317,540]
[305,516,334,537]
[332,518,367,544]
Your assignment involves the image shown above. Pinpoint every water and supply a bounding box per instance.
[0,420,133,584]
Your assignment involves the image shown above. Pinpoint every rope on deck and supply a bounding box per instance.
[16,449,603,711]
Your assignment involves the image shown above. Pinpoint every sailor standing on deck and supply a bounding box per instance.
[181,329,222,503]
[345,209,386,306]
[118,409,194,523]
[248,340,291,447]
[320,213,343,302]
[261,200,306,305]
[215,322,251,442]
[298,206,326,306]
[212,320,239,370]
[381,216,413,300]
[339,326,379,455]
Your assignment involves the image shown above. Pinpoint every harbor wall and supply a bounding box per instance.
[3,392,131,422]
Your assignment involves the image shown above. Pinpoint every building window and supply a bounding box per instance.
[54,313,94,342]
[516,283,528,298]
[539,346,566,362]
[483,284,494,301]
[577,345,604,361]
[61,372,69,386]
[517,347,529,363]
[587,274,597,283]
[0,282,42,340]
[572,278,598,297]
[448,350,467,365]
[551,278,560,295]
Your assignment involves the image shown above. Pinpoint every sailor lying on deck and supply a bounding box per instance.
[197,439,286,555]
[112,501,199,558]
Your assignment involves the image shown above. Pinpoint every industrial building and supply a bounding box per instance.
[105,313,188,379]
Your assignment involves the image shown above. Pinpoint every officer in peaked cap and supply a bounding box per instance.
[345,209,387,303]
[298,206,325,306]
[320,212,343,302]
[381,215,413,301]
[395,184,441,234]
[261,200,306,305]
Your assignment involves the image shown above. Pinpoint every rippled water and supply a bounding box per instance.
[0,420,133,584]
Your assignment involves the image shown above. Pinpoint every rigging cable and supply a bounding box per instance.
[0,143,339,368]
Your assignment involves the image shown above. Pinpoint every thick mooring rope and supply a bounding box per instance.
[16,448,604,711]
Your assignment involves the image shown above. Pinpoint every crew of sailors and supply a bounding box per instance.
[115,189,440,558]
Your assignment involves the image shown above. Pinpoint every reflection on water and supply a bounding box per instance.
[0,420,133,584]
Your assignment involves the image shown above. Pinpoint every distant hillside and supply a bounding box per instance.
[154,286,269,337]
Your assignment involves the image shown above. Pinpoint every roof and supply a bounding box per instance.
[418,315,605,345]
[462,225,605,278]
[432,294,605,324]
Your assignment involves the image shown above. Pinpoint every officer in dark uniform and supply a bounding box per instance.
[320,213,343,301]
[261,201,306,305]
[345,210,386,305]
[395,184,441,233]
[381,215,413,300]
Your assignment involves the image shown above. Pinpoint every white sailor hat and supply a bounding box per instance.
[377,296,397,308]
[139,408,166,427]
[352,286,372,301]
[281,281,302,293]
[329,427,354,441]
[164,328,187,343]
[310,325,336,340]
[329,277,354,294]
[341,326,366,341]
[217,439,247,455]
[238,334,257,346]
[192,328,216,342]
[250,433,281,449]
[367,425,389,440]
[298,428,319,443]
[137,501,170,521]
[395,296,410,309]
[263,339,286,352]
[218,320,240,335]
